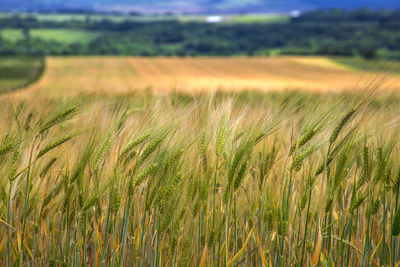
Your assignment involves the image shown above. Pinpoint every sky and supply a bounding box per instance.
[1,0,400,13]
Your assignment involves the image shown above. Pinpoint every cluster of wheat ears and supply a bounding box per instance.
[1,90,400,266]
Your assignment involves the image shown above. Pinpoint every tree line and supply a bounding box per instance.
[0,9,399,59]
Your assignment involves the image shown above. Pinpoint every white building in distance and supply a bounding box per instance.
[206,16,223,23]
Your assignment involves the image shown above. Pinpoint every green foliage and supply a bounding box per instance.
[0,55,44,93]
[0,10,399,57]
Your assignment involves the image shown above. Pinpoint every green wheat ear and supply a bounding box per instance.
[199,131,208,172]
[8,149,20,181]
[132,162,158,188]
[234,161,247,192]
[110,183,121,214]
[40,157,57,178]
[92,134,112,171]
[216,116,228,157]
[136,129,169,168]
[291,146,316,171]
[0,137,19,157]
[329,109,356,144]
[39,104,79,134]
[37,134,76,159]
[119,133,151,160]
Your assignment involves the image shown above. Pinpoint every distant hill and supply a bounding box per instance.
[1,0,400,13]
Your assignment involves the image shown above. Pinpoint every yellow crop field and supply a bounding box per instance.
[21,56,400,98]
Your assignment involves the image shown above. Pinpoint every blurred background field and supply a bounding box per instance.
[1,28,100,44]
[2,56,399,97]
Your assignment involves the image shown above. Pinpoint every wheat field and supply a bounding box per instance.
[2,83,400,265]
[2,55,400,266]
[22,56,400,97]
